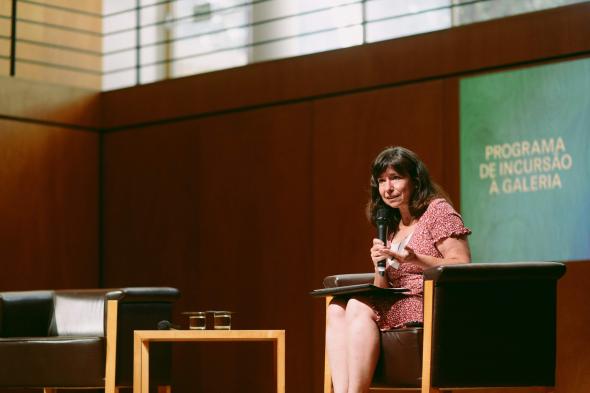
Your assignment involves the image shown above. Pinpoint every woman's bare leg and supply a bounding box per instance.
[326,298,349,393]
[344,298,380,393]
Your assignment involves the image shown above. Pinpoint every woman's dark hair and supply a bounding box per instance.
[367,146,448,231]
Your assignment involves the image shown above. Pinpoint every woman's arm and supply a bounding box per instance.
[382,235,471,269]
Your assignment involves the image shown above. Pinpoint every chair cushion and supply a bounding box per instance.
[0,336,104,387]
[49,290,111,337]
[372,327,423,388]
[0,291,53,337]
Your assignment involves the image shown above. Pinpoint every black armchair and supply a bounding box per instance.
[322,262,566,393]
[0,287,180,393]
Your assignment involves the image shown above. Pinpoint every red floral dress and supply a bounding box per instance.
[369,198,471,330]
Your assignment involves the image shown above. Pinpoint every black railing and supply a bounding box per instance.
[5,0,573,88]
[6,0,102,78]
[10,0,17,76]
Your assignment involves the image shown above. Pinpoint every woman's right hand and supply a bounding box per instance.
[371,238,390,287]
[370,238,388,268]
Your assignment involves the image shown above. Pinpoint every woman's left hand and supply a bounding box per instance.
[384,237,472,269]
[381,245,419,265]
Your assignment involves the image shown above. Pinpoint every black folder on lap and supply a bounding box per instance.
[309,284,409,297]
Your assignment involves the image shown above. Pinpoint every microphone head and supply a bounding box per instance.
[157,320,172,330]
[375,207,390,224]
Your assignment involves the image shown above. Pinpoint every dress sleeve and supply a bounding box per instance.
[426,199,472,243]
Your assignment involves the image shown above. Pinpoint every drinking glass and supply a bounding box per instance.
[182,311,207,330]
[213,311,232,330]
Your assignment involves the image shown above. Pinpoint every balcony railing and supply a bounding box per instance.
[2,0,584,91]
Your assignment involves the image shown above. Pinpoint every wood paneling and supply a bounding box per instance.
[0,63,100,393]
[0,119,99,290]
[15,62,101,90]
[103,103,314,393]
[0,1,10,16]
[102,3,590,129]
[16,41,101,70]
[0,59,8,76]
[0,76,101,127]
[0,39,8,57]
[30,0,101,14]
[15,21,102,53]
[0,20,9,38]
[16,1,101,32]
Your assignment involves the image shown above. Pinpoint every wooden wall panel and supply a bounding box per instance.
[102,103,314,393]
[15,62,101,90]
[16,1,101,32]
[0,2,10,20]
[30,0,100,14]
[0,59,8,76]
[17,41,101,72]
[0,39,8,57]
[0,76,101,127]
[0,119,99,290]
[15,21,102,53]
[0,78,100,391]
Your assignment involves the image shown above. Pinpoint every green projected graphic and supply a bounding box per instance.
[460,58,590,262]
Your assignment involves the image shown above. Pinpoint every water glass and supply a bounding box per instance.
[213,311,232,330]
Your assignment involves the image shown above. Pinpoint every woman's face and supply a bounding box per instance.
[378,166,413,209]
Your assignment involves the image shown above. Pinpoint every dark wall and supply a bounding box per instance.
[0,77,100,290]
[103,104,314,392]
[101,4,590,393]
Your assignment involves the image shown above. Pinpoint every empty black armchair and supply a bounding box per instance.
[322,262,566,393]
[0,287,180,393]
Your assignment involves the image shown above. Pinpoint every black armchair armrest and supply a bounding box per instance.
[323,273,374,288]
[424,261,566,283]
[106,287,180,303]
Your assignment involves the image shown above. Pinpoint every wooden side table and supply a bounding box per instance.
[133,329,286,393]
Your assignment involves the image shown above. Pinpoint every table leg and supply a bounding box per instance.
[133,333,141,393]
[275,332,285,393]
[141,339,150,393]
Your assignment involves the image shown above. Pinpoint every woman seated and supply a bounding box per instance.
[325,146,472,393]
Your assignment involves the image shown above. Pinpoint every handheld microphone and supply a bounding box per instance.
[375,207,390,277]
[157,320,181,330]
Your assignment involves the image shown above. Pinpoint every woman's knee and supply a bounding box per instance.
[327,299,347,324]
[344,298,377,323]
